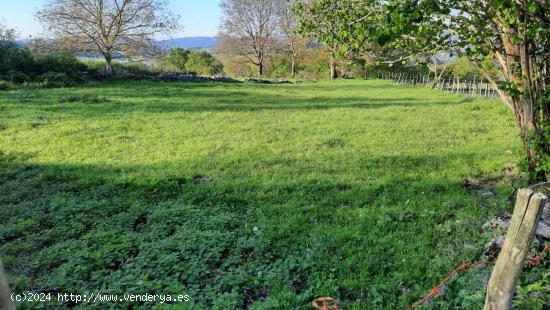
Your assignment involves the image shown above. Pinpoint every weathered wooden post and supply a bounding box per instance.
[484,189,547,310]
[0,258,15,310]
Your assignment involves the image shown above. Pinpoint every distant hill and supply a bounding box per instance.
[14,39,33,47]
[15,36,219,51]
[157,37,219,50]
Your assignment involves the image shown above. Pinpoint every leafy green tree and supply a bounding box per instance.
[387,0,550,179]
[296,0,381,79]
[298,0,550,179]
[185,51,224,76]
[450,58,479,79]
[168,48,191,73]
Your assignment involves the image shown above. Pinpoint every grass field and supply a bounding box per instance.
[0,80,525,308]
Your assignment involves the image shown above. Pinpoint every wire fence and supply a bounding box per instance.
[370,71,500,98]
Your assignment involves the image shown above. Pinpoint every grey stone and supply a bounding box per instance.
[535,221,550,239]
[541,202,550,225]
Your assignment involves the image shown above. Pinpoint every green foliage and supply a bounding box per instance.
[297,0,550,178]
[449,58,479,78]
[296,48,330,79]
[185,51,224,76]
[0,43,89,86]
[33,53,87,75]
[0,80,14,91]
[0,42,34,75]
[7,71,30,84]
[166,48,224,75]
[167,48,190,72]
[514,267,550,309]
[271,56,291,77]
[296,0,381,57]
[0,80,525,308]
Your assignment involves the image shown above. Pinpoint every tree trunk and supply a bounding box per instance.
[105,54,113,77]
[258,62,263,77]
[486,19,548,180]
[257,51,264,77]
[330,55,337,79]
[510,96,541,178]
[291,55,296,78]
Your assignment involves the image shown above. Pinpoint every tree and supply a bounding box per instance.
[382,1,550,179]
[37,0,181,76]
[296,0,381,79]
[276,0,308,78]
[0,19,18,43]
[167,48,190,73]
[298,0,550,179]
[219,0,278,77]
[185,51,224,76]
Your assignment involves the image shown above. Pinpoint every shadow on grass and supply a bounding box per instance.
[0,150,503,308]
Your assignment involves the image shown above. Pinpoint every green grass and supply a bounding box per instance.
[0,80,523,309]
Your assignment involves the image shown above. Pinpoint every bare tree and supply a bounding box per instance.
[37,0,181,76]
[219,0,278,77]
[276,0,308,78]
[0,19,18,42]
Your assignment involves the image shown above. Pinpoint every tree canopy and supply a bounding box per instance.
[218,0,279,77]
[297,0,550,178]
[37,0,181,76]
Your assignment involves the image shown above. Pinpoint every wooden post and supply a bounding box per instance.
[484,189,547,310]
[0,258,15,310]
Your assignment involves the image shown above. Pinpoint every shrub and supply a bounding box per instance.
[33,53,87,75]
[0,42,34,74]
[165,48,224,75]
[0,80,14,91]
[37,72,75,87]
[1,43,89,87]
[449,57,479,78]
[8,71,30,84]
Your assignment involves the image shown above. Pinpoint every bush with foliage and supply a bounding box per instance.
[165,48,224,75]
[0,42,34,75]
[185,51,224,75]
[0,80,14,91]
[33,53,87,75]
[167,48,190,72]
[448,58,479,79]
[0,41,91,86]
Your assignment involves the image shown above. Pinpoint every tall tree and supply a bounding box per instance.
[297,0,380,79]
[219,0,278,77]
[276,0,308,78]
[298,0,550,179]
[167,48,190,73]
[382,1,550,179]
[37,0,181,76]
[0,20,17,43]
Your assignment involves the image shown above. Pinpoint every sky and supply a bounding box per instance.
[0,0,222,39]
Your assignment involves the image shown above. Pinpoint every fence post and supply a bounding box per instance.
[484,189,547,310]
[0,258,15,310]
